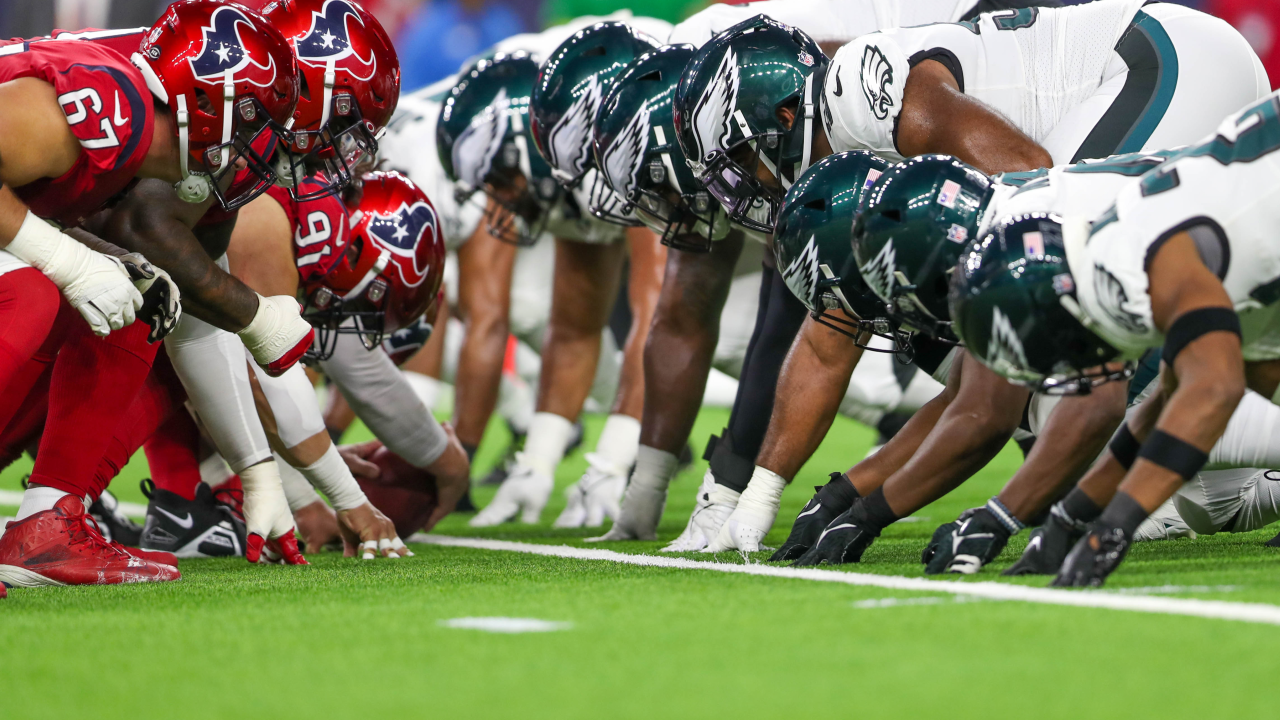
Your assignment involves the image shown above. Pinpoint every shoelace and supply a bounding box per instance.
[65,512,130,558]
[213,487,245,521]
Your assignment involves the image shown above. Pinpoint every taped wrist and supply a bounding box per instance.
[1138,429,1208,480]
[814,472,860,513]
[298,443,368,511]
[1097,490,1150,538]
[850,486,899,532]
[1163,307,1240,365]
[741,466,787,508]
[6,210,91,288]
[278,455,323,513]
[984,496,1026,536]
[1109,423,1141,470]
[237,293,310,363]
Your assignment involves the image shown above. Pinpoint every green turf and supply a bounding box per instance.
[3,409,1280,719]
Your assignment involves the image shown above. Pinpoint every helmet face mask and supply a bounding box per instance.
[281,92,383,199]
[197,96,294,210]
[950,212,1134,394]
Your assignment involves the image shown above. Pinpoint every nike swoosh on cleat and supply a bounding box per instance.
[155,507,194,530]
[797,503,822,520]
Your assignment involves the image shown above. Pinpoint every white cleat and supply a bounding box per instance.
[470,460,554,527]
[661,471,740,552]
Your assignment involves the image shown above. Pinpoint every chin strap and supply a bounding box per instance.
[320,59,337,131]
[797,72,816,182]
[173,93,211,204]
[342,249,391,303]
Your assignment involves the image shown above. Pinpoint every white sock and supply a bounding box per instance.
[630,445,680,493]
[519,412,575,478]
[592,414,641,473]
[16,485,70,521]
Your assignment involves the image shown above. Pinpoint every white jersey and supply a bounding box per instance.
[669,0,974,48]
[825,0,1148,160]
[981,148,1178,235]
[1073,93,1280,363]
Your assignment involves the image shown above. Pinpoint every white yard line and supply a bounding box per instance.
[417,535,1280,627]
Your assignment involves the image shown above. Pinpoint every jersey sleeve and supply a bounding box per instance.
[46,44,153,181]
[266,182,350,283]
[823,33,910,160]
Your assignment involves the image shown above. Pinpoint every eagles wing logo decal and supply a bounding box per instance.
[1091,264,1149,336]
[601,104,650,201]
[367,201,438,284]
[452,89,509,191]
[295,0,376,80]
[189,5,277,87]
[690,48,739,166]
[860,238,897,301]
[781,235,822,309]
[546,75,602,183]
[859,45,894,121]
[987,307,1031,378]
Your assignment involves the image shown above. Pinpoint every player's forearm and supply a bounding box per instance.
[61,227,127,258]
[613,232,665,418]
[998,382,1127,521]
[757,322,862,480]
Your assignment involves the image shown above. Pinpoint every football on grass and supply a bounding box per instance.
[355,446,438,538]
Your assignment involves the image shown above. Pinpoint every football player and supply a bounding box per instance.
[0,2,310,587]
[592,0,1060,548]
[950,92,1280,585]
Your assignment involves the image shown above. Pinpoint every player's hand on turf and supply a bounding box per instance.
[586,475,666,541]
[555,454,624,528]
[242,461,308,565]
[337,502,412,559]
[424,423,469,532]
[704,469,785,554]
[791,509,879,567]
[338,440,384,480]
[294,500,342,553]
[771,490,839,561]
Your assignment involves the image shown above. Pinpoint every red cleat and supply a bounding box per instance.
[0,496,181,587]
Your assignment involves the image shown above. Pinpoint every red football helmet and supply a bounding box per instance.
[299,170,444,358]
[132,0,299,210]
[259,0,400,200]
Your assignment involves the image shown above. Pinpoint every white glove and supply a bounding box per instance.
[237,293,315,376]
[470,457,554,526]
[6,211,142,336]
[240,460,308,564]
[554,453,625,528]
[120,252,182,342]
[660,471,740,552]
[704,466,786,553]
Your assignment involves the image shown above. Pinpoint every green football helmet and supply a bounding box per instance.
[950,213,1134,394]
[592,44,727,251]
[673,15,827,233]
[530,21,662,205]
[774,151,897,345]
[850,155,995,342]
[437,52,558,246]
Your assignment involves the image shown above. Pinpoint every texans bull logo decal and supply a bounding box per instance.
[189,5,277,87]
[367,201,438,285]
[295,0,376,80]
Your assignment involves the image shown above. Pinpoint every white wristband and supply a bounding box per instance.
[6,211,90,288]
[298,443,368,511]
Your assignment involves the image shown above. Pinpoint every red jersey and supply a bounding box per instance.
[0,37,154,227]
[265,178,351,285]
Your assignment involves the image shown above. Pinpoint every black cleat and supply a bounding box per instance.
[924,509,1008,575]
[140,480,246,558]
[1003,511,1084,576]
[1051,525,1132,587]
[790,510,880,567]
[88,489,144,546]
[771,486,843,562]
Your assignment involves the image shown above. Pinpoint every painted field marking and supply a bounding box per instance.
[418,535,1280,627]
[439,617,572,633]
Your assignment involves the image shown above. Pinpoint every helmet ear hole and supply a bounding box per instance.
[584,45,607,58]
[803,198,826,211]
[880,209,901,222]
[194,87,215,115]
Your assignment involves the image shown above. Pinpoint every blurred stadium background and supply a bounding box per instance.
[3,0,1276,92]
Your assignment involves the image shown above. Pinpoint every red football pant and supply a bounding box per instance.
[0,268,59,399]
[29,316,159,499]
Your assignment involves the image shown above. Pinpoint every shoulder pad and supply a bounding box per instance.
[823,34,909,160]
